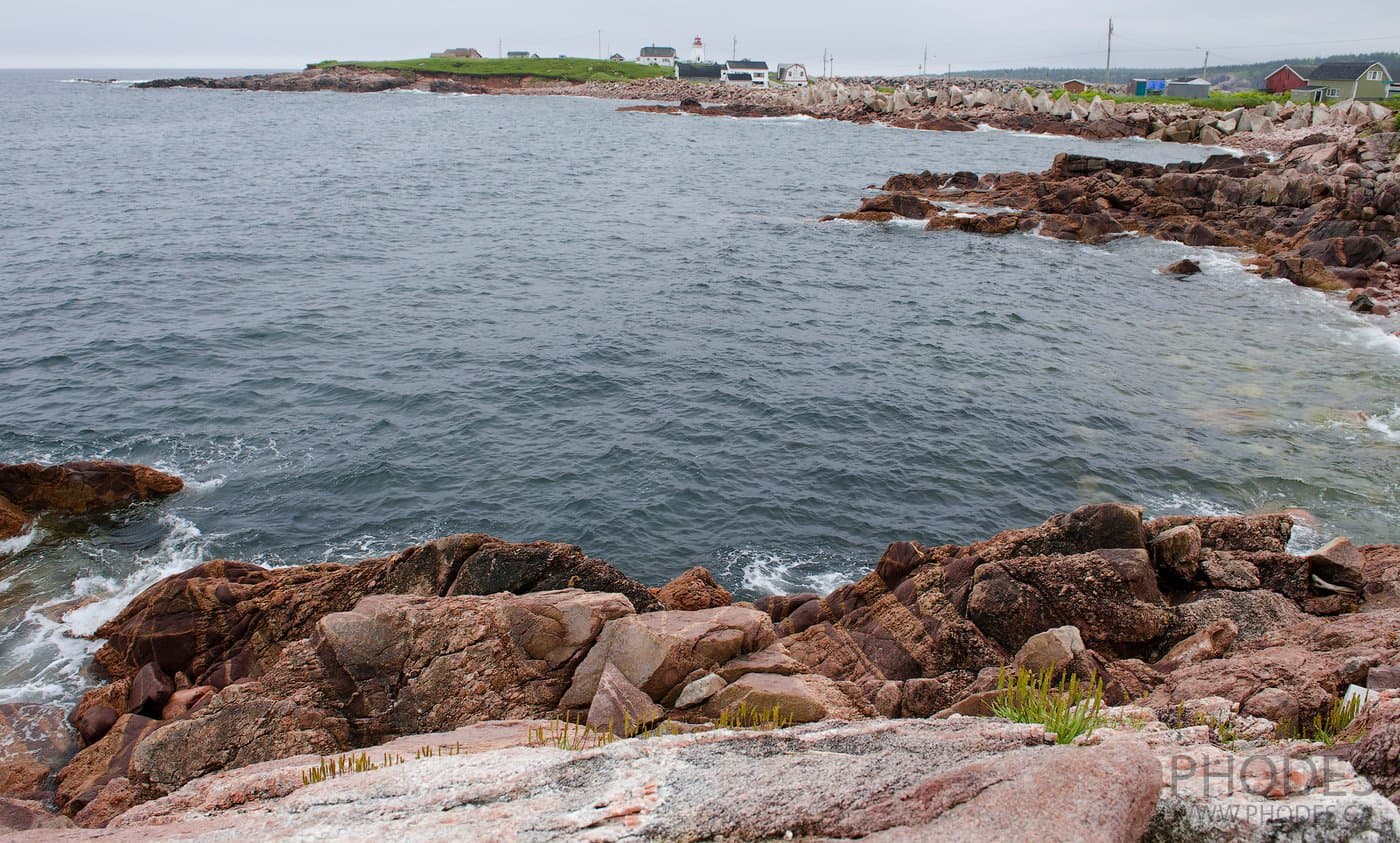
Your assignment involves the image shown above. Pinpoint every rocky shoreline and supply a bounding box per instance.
[4,461,1400,839]
[136,67,1397,155]
[828,134,1400,311]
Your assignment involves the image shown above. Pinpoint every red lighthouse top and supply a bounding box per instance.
[693,36,703,46]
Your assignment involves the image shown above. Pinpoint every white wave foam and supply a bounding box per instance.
[1366,406,1400,442]
[65,513,213,637]
[0,513,215,704]
[181,475,226,492]
[718,547,859,597]
[0,526,38,558]
[1286,521,1328,555]
[1145,493,1239,519]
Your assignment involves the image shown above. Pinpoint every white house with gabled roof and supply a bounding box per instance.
[722,59,769,87]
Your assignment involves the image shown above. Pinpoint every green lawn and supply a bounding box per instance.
[314,57,674,83]
[1045,88,1291,111]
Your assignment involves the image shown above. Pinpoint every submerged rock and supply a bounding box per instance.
[1161,258,1203,277]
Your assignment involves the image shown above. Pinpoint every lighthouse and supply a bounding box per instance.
[691,36,705,63]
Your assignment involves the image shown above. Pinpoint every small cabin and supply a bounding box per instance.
[776,64,808,86]
[1061,79,1093,94]
[609,53,625,62]
[1264,64,1308,94]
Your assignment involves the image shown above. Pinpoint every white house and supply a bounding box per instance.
[722,59,770,87]
[776,63,808,86]
[638,46,678,67]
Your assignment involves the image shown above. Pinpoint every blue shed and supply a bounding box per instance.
[1132,78,1167,96]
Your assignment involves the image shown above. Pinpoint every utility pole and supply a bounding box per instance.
[1201,49,1210,78]
[732,36,737,60]
[498,38,502,59]
[1104,18,1113,90]
[597,30,602,60]
[921,45,927,77]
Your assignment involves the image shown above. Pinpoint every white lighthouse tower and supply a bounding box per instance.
[691,36,705,62]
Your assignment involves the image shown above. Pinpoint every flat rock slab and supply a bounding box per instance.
[19,719,1163,841]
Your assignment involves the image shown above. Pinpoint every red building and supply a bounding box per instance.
[1264,64,1308,94]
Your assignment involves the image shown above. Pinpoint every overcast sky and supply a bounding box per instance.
[3,1,1397,73]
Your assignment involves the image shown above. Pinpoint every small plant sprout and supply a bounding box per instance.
[715,702,794,732]
[300,751,405,786]
[990,666,1105,745]
[525,714,617,751]
[1307,694,1364,746]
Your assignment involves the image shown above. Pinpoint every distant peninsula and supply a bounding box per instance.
[135,57,672,93]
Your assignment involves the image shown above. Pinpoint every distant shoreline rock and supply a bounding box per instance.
[135,67,1397,155]
[826,136,1400,309]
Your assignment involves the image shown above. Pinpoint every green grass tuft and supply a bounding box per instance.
[526,715,618,750]
[1307,695,1364,746]
[300,751,405,786]
[715,702,794,732]
[991,666,1105,744]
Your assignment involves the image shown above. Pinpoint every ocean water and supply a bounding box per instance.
[1,70,1397,705]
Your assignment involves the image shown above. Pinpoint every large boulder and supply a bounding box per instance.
[653,566,733,611]
[93,532,661,685]
[1013,625,1086,674]
[1160,589,1307,648]
[703,672,873,724]
[586,663,664,735]
[1145,514,1293,555]
[1306,536,1365,594]
[53,713,160,817]
[966,549,1169,655]
[776,554,1004,685]
[1349,695,1400,800]
[561,606,776,707]
[964,502,1148,561]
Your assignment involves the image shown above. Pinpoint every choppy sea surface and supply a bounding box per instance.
[1,69,1397,705]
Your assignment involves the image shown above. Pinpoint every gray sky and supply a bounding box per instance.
[3,1,1397,74]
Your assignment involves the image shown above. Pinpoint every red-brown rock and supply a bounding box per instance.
[0,461,182,515]
[653,566,733,611]
[93,532,662,684]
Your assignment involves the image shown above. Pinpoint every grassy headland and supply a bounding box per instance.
[313,57,673,83]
